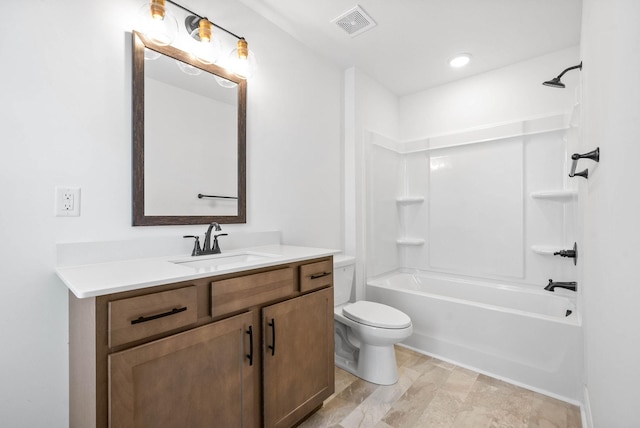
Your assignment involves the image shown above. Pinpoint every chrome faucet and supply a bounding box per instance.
[183,222,228,256]
[544,279,577,292]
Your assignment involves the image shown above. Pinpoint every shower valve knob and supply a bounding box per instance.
[554,250,576,258]
[553,242,578,265]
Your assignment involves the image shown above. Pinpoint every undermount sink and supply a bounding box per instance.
[171,252,276,271]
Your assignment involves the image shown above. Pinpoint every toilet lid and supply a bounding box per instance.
[343,301,411,329]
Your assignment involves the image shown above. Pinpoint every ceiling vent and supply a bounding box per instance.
[331,5,377,37]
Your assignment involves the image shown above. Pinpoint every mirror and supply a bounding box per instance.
[132,31,246,225]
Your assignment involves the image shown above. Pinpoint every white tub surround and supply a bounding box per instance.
[57,245,338,298]
[367,271,583,402]
[365,112,579,287]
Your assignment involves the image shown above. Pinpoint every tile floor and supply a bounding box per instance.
[300,346,581,428]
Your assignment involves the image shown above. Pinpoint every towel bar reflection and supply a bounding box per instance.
[198,194,239,200]
[569,147,600,179]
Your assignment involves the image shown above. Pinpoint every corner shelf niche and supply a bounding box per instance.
[396,238,425,246]
[396,196,425,246]
[530,190,577,202]
[530,245,563,255]
[396,196,425,205]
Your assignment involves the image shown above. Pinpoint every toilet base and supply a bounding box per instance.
[335,343,399,385]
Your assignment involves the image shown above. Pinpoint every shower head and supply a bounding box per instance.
[542,77,565,88]
[542,62,582,88]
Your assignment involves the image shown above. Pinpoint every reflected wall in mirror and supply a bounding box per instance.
[132,31,246,225]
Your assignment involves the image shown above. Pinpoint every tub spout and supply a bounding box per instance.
[544,279,577,292]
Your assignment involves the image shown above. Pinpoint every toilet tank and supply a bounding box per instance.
[333,255,355,306]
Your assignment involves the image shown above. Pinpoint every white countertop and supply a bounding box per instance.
[56,245,338,299]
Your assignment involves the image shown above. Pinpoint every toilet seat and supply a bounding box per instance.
[343,301,411,329]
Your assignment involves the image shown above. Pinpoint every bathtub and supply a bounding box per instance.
[367,271,583,402]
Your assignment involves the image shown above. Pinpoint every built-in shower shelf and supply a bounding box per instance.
[530,190,577,202]
[396,238,425,246]
[396,196,425,205]
[531,245,563,255]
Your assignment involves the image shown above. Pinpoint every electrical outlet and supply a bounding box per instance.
[55,187,81,217]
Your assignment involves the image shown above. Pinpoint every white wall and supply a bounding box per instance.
[400,46,579,139]
[0,1,342,426]
[580,0,640,425]
[365,134,401,277]
[344,68,399,299]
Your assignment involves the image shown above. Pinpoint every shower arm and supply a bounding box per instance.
[555,63,582,80]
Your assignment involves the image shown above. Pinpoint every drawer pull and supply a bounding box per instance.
[310,272,331,280]
[131,307,188,325]
[246,326,254,366]
[268,319,276,356]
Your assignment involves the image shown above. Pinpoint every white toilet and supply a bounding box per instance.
[333,255,413,385]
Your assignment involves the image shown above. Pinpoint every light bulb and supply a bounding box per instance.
[186,17,221,65]
[193,37,221,65]
[228,38,257,79]
[136,0,178,46]
[175,60,202,76]
[215,75,237,88]
[144,49,161,61]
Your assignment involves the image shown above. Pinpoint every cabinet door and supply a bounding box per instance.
[109,311,255,428]
[262,287,335,428]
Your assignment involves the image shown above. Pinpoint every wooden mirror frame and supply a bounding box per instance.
[132,31,246,226]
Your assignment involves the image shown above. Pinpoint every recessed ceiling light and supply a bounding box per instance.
[449,53,472,68]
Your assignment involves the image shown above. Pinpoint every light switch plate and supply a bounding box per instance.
[55,187,81,217]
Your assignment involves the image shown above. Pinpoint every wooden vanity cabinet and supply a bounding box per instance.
[68,256,334,428]
[263,287,334,428]
[109,311,255,428]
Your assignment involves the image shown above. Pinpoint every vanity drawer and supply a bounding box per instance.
[212,267,294,317]
[300,259,333,292]
[109,286,198,348]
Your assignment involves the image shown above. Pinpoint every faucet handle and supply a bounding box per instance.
[183,235,202,256]
[211,233,228,254]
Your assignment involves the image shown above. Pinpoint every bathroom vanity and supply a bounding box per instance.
[58,245,335,428]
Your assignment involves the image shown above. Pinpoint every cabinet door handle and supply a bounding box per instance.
[246,326,254,366]
[310,272,331,280]
[130,307,187,325]
[268,318,276,356]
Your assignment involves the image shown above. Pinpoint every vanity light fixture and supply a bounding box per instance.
[449,53,472,68]
[139,0,257,78]
[184,15,222,65]
[137,0,178,46]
